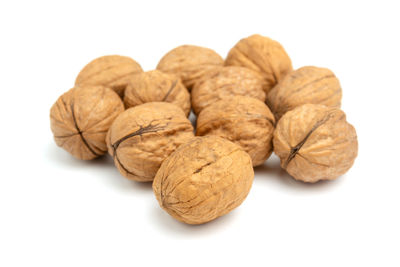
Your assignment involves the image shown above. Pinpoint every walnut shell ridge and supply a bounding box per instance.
[153,136,254,224]
[273,104,358,183]
[196,96,275,166]
[267,66,342,121]
[106,102,194,182]
[50,85,124,160]
[156,45,224,90]
[225,34,292,94]
[191,66,266,115]
[75,55,143,96]
[124,70,191,116]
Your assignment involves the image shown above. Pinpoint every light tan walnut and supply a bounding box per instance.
[273,104,358,183]
[50,85,124,160]
[156,45,223,90]
[225,34,292,94]
[106,102,194,182]
[75,55,143,96]
[124,70,191,116]
[267,66,342,121]
[191,66,266,115]
[153,136,254,224]
[196,96,275,166]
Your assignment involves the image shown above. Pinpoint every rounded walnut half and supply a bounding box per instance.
[124,70,191,116]
[75,55,143,96]
[267,66,342,121]
[196,96,275,166]
[191,66,266,115]
[153,136,254,225]
[156,45,223,90]
[50,85,124,160]
[106,102,194,182]
[273,104,358,183]
[225,34,292,94]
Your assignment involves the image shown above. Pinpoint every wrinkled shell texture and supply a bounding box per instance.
[75,55,143,96]
[107,102,194,182]
[191,66,266,115]
[267,66,342,121]
[197,96,275,166]
[50,85,124,160]
[273,104,358,183]
[124,70,191,116]
[153,136,254,224]
[225,34,292,94]
[156,45,224,90]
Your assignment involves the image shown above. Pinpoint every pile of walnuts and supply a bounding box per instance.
[50,34,358,225]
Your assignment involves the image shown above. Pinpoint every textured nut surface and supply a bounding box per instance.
[191,66,266,115]
[267,66,342,121]
[273,104,358,183]
[75,55,143,96]
[153,136,254,224]
[156,45,223,90]
[124,70,191,116]
[225,34,292,94]
[50,85,124,160]
[107,102,194,182]
[196,96,275,166]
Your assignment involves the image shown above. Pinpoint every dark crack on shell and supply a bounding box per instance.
[283,112,335,169]
[162,80,178,101]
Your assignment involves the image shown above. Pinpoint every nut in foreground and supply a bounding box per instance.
[156,45,223,90]
[267,66,342,120]
[50,85,124,160]
[107,102,194,182]
[196,96,275,166]
[153,136,254,224]
[225,34,292,94]
[273,104,358,183]
[124,70,191,116]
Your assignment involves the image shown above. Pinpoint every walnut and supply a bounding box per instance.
[106,102,194,182]
[191,66,266,115]
[124,70,191,116]
[225,34,292,94]
[50,85,124,160]
[156,45,223,90]
[196,96,275,166]
[273,104,358,183]
[75,55,143,96]
[267,66,342,121]
[153,136,254,224]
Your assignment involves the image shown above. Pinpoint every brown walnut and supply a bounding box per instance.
[153,136,254,224]
[267,66,342,121]
[124,70,191,116]
[50,85,124,160]
[191,66,266,115]
[75,55,143,96]
[106,102,194,182]
[225,34,292,94]
[273,104,358,183]
[156,45,223,90]
[196,96,275,166]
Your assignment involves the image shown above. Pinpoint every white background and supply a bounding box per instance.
[0,1,399,266]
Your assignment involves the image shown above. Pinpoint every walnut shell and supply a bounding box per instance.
[106,102,194,182]
[196,96,275,166]
[156,45,223,90]
[124,70,191,116]
[225,34,292,94]
[50,85,124,160]
[153,136,254,224]
[75,55,143,96]
[273,104,358,183]
[191,66,266,115]
[267,66,342,121]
